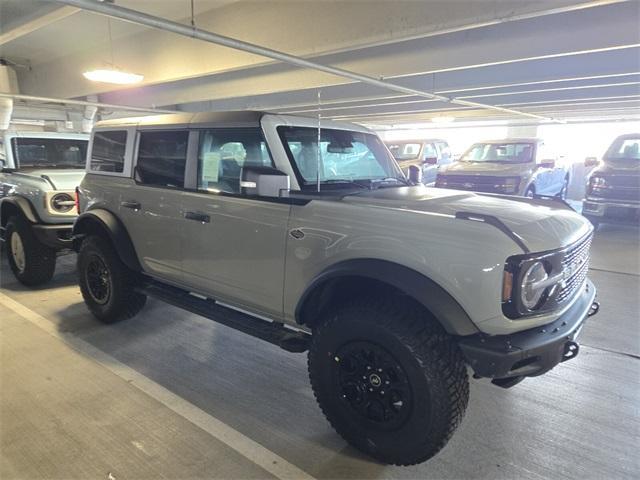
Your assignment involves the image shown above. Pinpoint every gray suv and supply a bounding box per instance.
[385,139,453,185]
[74,112,599,466]
[1,131,88,285]
[436,138,570,198]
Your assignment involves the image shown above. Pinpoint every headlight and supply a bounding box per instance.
[49,192,75,213]
[521,261,549,310]
[589,176,607,187]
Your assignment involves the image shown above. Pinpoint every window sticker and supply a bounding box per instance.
[202,151,221,183]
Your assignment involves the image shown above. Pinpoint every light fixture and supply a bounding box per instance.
[83,69,144,85]
[431,116,455,124]
[82,16,143,85]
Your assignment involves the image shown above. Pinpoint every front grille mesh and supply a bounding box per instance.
[556,234,592,303]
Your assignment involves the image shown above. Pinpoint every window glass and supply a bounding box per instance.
[606,137,640,160]
[90,131,127,172]
[279,127,402,189]
[423,143,437,159]
[461,142,534,163]
[386,142,422,160]
[136,130,188,188]
[12,137,88,169]
[437,142,451,160]
[197,128,273,193]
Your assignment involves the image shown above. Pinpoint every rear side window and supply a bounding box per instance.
[90,131,127,172]
[136,130,188,188]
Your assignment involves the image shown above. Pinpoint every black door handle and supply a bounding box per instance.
[121,200,141,210]
[185,211,210,223]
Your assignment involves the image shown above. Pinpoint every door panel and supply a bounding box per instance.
[118,185,184,283]
[181,192,290,317]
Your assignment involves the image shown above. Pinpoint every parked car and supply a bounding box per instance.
[73,112,598,466]
[435,138,569,198]
[583,133,640,227]
[0,131,88,285]
[385,139,453,185]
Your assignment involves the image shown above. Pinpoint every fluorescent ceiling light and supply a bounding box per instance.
[83,69,144,85]
[431,115,455,124]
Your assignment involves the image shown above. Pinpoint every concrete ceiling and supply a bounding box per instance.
[1,0,639,127]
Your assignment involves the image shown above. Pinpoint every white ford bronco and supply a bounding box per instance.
[1,131,88,285]
[73,112,599,465]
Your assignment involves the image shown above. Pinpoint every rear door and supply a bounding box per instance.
[180,127,290,318]
[117,129,190,284]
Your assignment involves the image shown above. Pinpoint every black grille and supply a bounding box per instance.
[556,234,592,303]
[437,175,512,193]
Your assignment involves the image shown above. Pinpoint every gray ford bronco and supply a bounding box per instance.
[1,131,88,285]
[74,112,599,465]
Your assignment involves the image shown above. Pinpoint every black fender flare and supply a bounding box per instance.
[0,196,41,226]
[73,208,142,271]
[295,259,479,336]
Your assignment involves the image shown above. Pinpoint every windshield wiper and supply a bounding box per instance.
[371,177,409,187]
[321,179,372,189]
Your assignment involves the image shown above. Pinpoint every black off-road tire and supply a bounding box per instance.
[77,235,146,323]
[5,216,56,286]
[308,297,469,466]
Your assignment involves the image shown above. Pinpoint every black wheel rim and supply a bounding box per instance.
[85,255,111,305]
[332,341,413,430]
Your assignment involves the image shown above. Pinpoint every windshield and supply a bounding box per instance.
[460,142,534,163]
[11,137,88,169]
[278,126,404,189]
[605,137,640,161]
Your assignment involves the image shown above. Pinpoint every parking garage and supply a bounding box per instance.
[1,1,639,479]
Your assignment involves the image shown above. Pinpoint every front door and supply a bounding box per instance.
[180,127,290,318]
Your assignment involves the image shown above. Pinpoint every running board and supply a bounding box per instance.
[137,280,311,353]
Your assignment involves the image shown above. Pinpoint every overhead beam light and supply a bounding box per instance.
[431,115,455,124]
[83,69,144,85]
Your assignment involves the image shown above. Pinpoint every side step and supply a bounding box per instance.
[138,280,311,353]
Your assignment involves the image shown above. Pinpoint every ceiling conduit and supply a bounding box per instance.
[54,0,567,123]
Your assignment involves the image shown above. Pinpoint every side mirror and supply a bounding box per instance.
[539,159,555,169]
[423,156,438,165]
[585,156,598,167]
[240,166,290,198]
[408,165,423,184]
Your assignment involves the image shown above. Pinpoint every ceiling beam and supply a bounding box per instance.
[0,6,79,46]
[54,0,560,123]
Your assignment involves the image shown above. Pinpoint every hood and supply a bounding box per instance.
[439,161,531,177]
[24,169,85,191]
[342,186,591,253]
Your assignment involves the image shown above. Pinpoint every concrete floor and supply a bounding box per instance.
[1,224,639,479]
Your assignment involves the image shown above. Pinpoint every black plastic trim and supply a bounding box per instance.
[0,196,41,225]
[459,279,597,380]
[72,208,142,271]
[32,224,73,249]
[295,258,479,336]
[455,211,530,253]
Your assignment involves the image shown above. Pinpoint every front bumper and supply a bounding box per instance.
[582,198,640,222]
[458,279,598,381]
[32,224,74,250]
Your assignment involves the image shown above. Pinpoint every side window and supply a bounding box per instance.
[136,130,188,188]
[197,128,273,194]
[90,130,127,172]
[437,142,451,160]
[423,143,437,159]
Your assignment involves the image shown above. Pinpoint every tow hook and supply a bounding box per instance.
[561,341,579,362]
[588,301,600,317]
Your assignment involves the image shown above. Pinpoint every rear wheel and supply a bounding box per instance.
[78,235,146,323]
[308,297,469,465]
[5,216,56,286]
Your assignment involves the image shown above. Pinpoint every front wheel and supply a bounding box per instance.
[77,235,146,323]
[5,216,56,286]
[308,297,469,465]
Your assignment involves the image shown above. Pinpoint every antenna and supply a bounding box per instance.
[316,89,321,193]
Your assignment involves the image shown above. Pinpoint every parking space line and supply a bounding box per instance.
[0,291,315,480]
